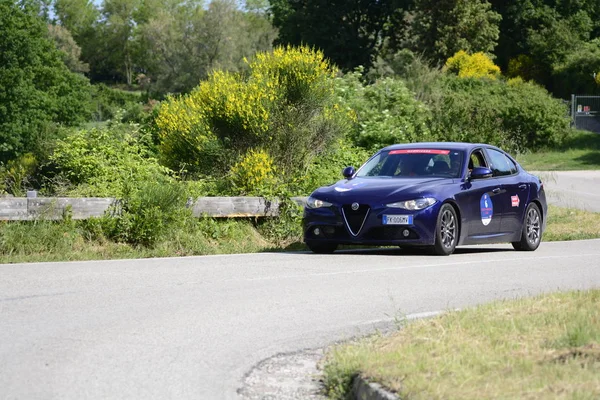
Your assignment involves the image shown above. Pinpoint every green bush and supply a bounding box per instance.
[48,124,172,197]
[336,70,431,150]
[90,84,146,122]
[0,153,38,196]
[428,76,570,151]
[106,181,191,247]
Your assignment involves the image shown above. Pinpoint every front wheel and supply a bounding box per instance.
[512,203,542,251]
[432,204,459,256]
[306,241,338,254]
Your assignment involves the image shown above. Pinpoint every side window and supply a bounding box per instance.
[507,156,518,174]
[468,150,487,170]
[486,149,514,177]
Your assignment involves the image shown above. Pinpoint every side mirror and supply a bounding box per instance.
[342,166,356,179]
[469,167,493,180]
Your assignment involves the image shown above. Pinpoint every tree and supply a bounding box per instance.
[490,0,599,95]
[0,0,91,163]
[411,0,501,65]
[53,0,100,77]
[47,24,90,73]
[552,39,600,97]
[100,0,142,85]
[269,0,410,71]
[139,0,276,94]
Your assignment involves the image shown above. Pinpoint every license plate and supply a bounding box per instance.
[382,215,413,225]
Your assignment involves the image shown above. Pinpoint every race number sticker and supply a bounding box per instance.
[480,194,493,226]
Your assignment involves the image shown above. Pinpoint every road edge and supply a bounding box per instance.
[353,376,399,400]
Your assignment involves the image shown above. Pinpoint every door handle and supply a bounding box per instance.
[492,188,501,194]
[519,184,528,190]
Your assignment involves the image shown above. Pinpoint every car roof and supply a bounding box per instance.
[382,142,503,153]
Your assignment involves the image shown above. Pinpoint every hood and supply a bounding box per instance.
[313,177,449,204]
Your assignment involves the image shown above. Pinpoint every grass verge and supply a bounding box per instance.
[0,205,598,264]
[545,205,600,241]
[323,290,600,400]
[517,130,600,170]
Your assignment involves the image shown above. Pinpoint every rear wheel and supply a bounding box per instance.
[306,241,338,254]
[432,204,458,256]
[512,203,542,251]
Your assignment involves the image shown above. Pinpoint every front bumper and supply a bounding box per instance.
[303,202,441,247]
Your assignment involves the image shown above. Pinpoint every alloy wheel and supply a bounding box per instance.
[440,209,456,249]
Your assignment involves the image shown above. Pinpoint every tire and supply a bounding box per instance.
[512,203,542,251]
[306,241,338,254]
[432,204,459,256]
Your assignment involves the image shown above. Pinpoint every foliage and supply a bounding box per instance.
[428,75,570,151]
[491,0,600,96]
[301,141,371,192]
[411,0,502,64]
[229,149,279,196]
[48,124,171,197]
[551,38,600,97]
[47,24,90,73]
[90,84,146,122]
[0,154,38,196]
[335,70,431,150]
[156,45,347,182]
[444,50,501,79]
[0,0,92,163]
[269,0,409,71]
[105,181,190,247]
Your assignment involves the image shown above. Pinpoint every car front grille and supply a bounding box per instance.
[342,204,370,236]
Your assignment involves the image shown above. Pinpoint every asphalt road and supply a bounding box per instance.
[2,240,600,400]
[535,170,600,212]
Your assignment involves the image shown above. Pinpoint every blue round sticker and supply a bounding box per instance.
[480,194,493,226]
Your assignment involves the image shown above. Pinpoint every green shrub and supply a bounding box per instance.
[106,181,191,247]
[90,84,146,122]
[0,153,38,196]
[48,124,172,197]
[335,70,431,150]
[428,76,570,151]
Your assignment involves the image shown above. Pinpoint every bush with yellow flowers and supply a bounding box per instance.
[154,45,348,183]
[229,149,279,196]
[444,51,501,79]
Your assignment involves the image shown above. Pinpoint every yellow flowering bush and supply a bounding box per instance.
[229,149,278,195]
[444,50,501,79]
[154,45,347,180]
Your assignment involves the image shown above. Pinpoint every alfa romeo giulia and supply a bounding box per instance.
[303,142,547,255]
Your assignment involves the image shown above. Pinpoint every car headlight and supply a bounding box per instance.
[386,198,437,210]
[306,196,333,209]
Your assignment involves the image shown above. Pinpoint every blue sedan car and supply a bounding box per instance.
[303,142,547,255]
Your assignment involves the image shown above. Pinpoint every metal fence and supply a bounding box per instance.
[571,95,600,133]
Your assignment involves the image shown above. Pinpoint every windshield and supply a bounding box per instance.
[356,149,465,179]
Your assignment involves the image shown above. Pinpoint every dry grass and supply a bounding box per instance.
[323,290,600,400]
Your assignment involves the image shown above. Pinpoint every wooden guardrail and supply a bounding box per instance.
[0,196,308,221]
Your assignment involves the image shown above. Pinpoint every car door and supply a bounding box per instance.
[484,148,528,235]
[455,148,502,240]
